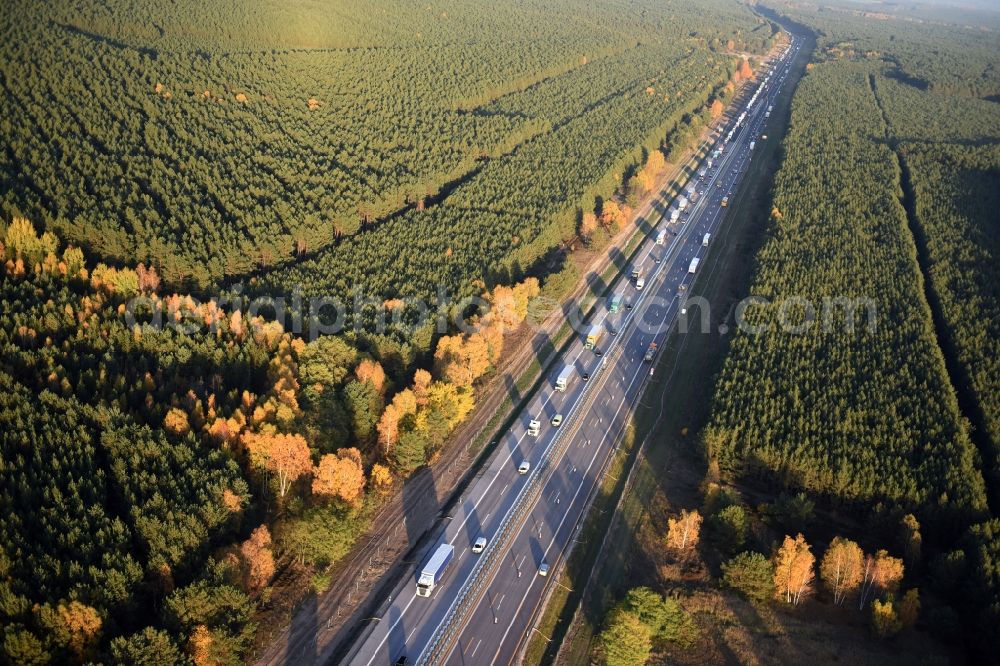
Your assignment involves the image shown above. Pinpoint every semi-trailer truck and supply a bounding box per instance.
[555,365,573,392]
[416,543,455,597]
[585,325,602,349]
[688,257,700,274]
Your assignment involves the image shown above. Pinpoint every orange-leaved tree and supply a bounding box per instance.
[665,509,702,555]
[240,525,275,591]
[312,448,366,504]
[54,600,102,662]
[243,431,312,498]
[773,533,815,606]
[858,549,904,609]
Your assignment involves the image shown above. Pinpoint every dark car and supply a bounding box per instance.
[582,371,590,381]
[396,658,409,666]
[594,348,604,357]
[625,300,633,310]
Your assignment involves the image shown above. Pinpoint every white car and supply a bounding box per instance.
[518,461,531,475]
[551,414,563,427]
[472,537,487,554]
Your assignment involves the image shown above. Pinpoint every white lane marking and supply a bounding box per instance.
[362,594,417,666]
[470,638,482,659]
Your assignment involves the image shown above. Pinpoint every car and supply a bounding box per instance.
[594,348,604,357]
[582,371,590,381]
[518,461,531,475]
[609,327,617,336]
[395,658,409,666]
[551,414,563,427]
[538,562,550,577]
[716,182,722,188]
[625,301,633,310]
[679,284,687,291]
[472,536,487,554]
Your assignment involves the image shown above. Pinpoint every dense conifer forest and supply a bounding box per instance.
[0,1,779,661]
[704,1,1000,657]
[0,0,772,295]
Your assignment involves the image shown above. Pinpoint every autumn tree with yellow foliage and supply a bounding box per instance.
[240,525,275,592]
[820,537,864,605]
[665,509,702,556]
[243,431,313,498]
[312,448,366,504]
[773,533,815,606]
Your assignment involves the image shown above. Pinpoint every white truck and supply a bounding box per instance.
[688,257,700,274]
[528,419,541,436]
[636,275,646,290]
[703,233,711,247]
[670,208,680,222]
[656,229,667,245]
[416,544,455,597]
[677,195,688,211]
[555,365,573,392]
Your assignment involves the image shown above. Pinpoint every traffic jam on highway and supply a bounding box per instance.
[345,36,802,666]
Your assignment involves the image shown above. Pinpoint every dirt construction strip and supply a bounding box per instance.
[251,123,723,666]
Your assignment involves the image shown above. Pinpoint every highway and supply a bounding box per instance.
[342,35,802,666]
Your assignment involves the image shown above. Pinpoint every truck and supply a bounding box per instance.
[655,229,666,246]
[609,293,623,313]
[636,276,646,290]
[702,233,711,247]
[688,257,700,274]
[585,325,602,349]
[644,342,657,363]
[528,419,541,436]
[555,365,573,392]
[677,195,688,211]
[631,265,643,280]
[416,543,455,597]
[670,208,680,222]
[721,196,729,207]
[749,141,756,151]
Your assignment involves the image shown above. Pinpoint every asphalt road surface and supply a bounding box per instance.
[342,36,802,666]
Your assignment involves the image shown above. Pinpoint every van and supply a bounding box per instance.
[528,419,541,436]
